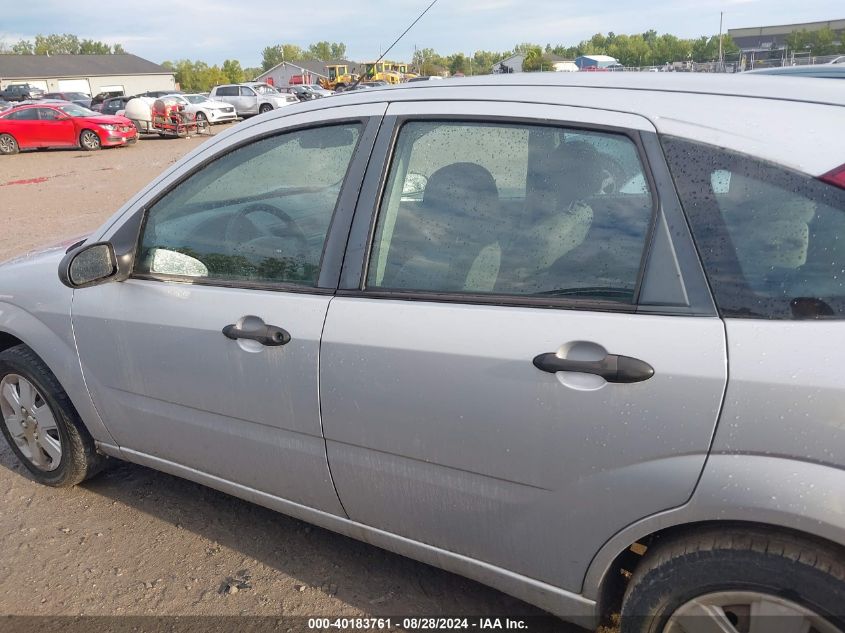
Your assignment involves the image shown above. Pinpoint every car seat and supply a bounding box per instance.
[383,162,503,292]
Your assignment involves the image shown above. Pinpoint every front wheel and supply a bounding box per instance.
[621,527,845,633]
[258,103,272,114]
[0,133,19,155]
[79,129,101,151]
[0,345,105,487]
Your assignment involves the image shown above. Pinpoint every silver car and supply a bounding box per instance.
[208,82,298,117]
[1,74,844,633]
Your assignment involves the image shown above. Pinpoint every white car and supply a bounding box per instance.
[163,93,239,125]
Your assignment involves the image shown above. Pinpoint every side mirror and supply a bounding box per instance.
[58,207,144,289]
[59,242,117,288]
[402,172,429,199]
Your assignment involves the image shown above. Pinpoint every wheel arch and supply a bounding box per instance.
[591,519,845,621]
[0,306,115,447]
[586,455,845,619]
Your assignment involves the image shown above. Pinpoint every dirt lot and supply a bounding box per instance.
[0,131,587,632]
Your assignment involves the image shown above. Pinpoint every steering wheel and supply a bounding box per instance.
[224,202,309,258]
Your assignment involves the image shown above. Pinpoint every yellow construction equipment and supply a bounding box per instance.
[386,62,418,81]
[361,61,402,84]
[320,65,360,91]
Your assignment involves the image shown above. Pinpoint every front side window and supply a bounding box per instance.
[664,137,845,319]
[36,108,63,120]
[136,123,362,286]
[367,121,654,303]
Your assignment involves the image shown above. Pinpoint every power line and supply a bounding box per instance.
[350,0,439,88]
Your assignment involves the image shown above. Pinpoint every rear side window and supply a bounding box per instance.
[664,137,845,319]
[215,86,238,97]
[5,108,38,120]
[240,87,255,97]
[367,121,654,304]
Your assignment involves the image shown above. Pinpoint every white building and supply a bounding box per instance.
[0,54,175,96]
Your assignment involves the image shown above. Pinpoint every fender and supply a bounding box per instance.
[582,453,845,600]
[0,300,115,446]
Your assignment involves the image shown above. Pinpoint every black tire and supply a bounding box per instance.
[258,103,273,114]
[0,345,105,487]
[195,111,208,125]
[621,526,845,633]
[79,129,101,151]
[0,133,19,155]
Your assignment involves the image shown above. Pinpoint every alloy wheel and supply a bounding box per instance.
[0,134,18,154]
[80,130,100,150]
[665,591,843,633]
[0,374,62,471]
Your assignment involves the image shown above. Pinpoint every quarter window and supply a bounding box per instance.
[367,121,654,303]
[664,137,845,319]
[136,123,362,286]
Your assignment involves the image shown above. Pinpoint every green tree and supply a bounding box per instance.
[34,33,80,54]
[11,40,33,54]
[412,47,443,75]
[79,39,112,54]
[308,41,346,61]
[522,45,545,72]
[222,59,245,83]
[261,44,307,70]
[472,50,505,74]
[811,27,838,55]
[243,66,263,81]
[8,34,125,55]
[447,53,469,75]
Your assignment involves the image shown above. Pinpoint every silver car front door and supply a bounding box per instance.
[320,101,727,592]
[239,86,258,115]
[72,104,385,513]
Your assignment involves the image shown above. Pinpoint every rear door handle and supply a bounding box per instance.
[532,352,654,383]
[223,320,291,347]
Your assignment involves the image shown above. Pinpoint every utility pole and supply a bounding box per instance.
[718,11,724,72]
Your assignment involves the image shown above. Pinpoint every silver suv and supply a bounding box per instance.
[208,81,297,116]
[1,74,844,633]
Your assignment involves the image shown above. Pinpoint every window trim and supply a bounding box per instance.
[129,115,380,293]
[342,113,660,313]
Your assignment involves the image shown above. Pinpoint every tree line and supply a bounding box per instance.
[0,33,126,55]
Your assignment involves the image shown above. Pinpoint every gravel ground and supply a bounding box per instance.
[0,130,590,632]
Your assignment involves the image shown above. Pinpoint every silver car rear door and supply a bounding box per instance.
[319,100,727,593]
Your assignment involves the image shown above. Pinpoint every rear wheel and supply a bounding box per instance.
[621,527,845,633]
[258,103,273,114]
[79,129,101,151]
[0,133,19,155]
[0,345,105,487]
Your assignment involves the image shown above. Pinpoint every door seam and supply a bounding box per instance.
[317,295,350,519]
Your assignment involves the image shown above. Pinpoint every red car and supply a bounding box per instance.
[0,103,138,155]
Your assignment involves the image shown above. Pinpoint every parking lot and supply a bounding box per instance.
[0,133,581,630]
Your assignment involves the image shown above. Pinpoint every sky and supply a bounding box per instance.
[1,1,842,67]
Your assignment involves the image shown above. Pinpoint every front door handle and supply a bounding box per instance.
[532,352,654,383]
[223,320,291,347]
